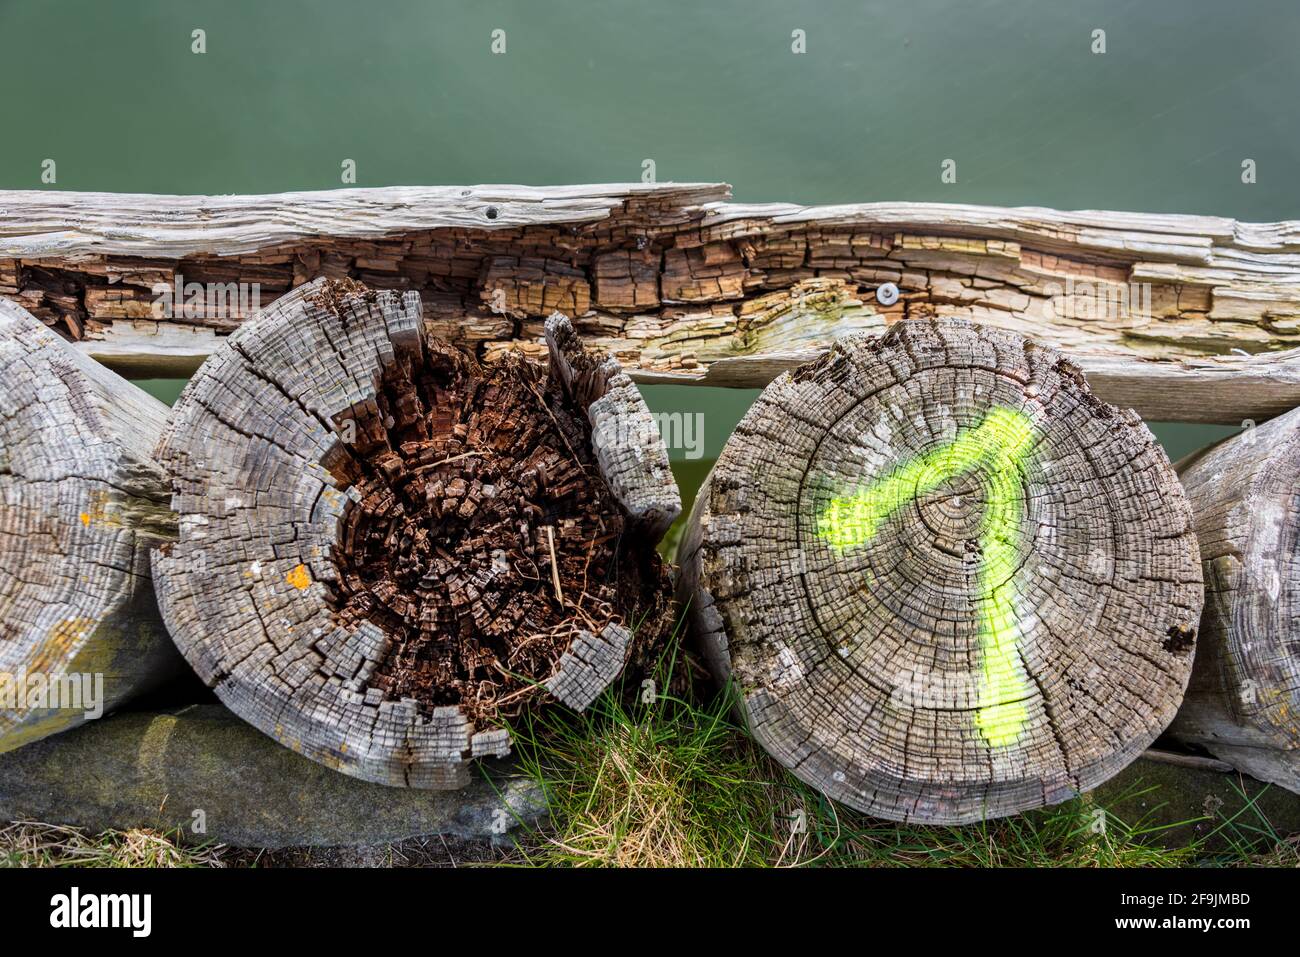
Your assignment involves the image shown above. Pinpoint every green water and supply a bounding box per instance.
[1,0,1296,217]
[0,0,1265,492]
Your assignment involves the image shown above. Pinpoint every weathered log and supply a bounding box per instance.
[3,185,1300,423]
[151,277,678,788]
[0,299,179,752]
[1167,408,1300,792]
[679,319,1203,823]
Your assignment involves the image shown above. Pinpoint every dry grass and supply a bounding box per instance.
[0,821,226,868]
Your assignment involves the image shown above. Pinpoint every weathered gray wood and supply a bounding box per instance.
[679,319,1204,823]
[0,299,179,752]
[4,185,1300,422]
[151,278,674,788]
[0,184,726,258]
[1168,408,1300,793]
[543,622,633,711]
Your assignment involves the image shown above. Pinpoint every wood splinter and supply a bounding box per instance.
[151,278,679,788]
[545,526,564,608]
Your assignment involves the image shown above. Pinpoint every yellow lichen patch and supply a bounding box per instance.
[275,724,304,754]
[285,564,312,591]
[0,709,78,752]
[26,617,98,676]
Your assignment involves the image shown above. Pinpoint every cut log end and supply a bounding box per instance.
[152,278,675,788]
[0,299,178,752]
[680,318,1203,823]
[1170,408,1300,793]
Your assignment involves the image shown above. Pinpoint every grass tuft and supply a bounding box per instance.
[506,626,1294,868]
[507,638,802,866]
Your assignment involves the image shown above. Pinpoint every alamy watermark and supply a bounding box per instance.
[151,273,262,321]
[50,887,150,937]
[1044,276,1152,321]
[591,411,705,460]
[888,669,985,709]
[336,407,707,460]
[0,668,103,720]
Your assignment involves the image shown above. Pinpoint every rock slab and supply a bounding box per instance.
[0,706,545,848]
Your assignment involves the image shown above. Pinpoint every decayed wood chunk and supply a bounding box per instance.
[151,278,677,788]
[479,256,590,317]
[679,319,1203,823]
[4,184,1300,423]
[0,299,180,752]
[592,248,660,312]
[661,244,748,302]
[1168,409,1300,793]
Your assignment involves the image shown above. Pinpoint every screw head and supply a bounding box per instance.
[876,282,900,306]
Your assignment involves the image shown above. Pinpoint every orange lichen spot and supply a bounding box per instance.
[286,564,312,591]
[77,491,120,529]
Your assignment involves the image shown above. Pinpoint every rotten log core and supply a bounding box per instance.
[151,278,677,788]
[327,329,669,724]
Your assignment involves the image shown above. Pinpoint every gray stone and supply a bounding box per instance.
[0,705,546,848]
[1092,755,1300,852]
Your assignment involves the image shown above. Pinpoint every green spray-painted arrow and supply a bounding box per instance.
[817,406,1038,747]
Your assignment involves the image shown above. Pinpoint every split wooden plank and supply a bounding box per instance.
[3,185,1300,422]
[678,319,1203,823]
[0,299,180,752]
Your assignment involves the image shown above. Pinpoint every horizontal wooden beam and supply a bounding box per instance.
[0,183,729,258]
[4,184,1300,423]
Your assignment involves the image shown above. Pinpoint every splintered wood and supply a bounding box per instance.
[679,319,1204,823]
[1169,409,1300,793]
[151,278,676,788]
[0,299,179,752]
[4,184,1300,423]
